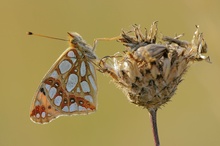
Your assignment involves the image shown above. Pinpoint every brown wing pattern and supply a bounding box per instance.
[30,47,97,124]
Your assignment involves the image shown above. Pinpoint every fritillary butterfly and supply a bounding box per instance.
[29,32,98,124]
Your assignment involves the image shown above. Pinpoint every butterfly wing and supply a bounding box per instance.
[30,47,97,124]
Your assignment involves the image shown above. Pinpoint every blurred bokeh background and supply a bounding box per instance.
[0,0,219,146]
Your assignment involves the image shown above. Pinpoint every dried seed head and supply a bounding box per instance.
[100,22,210,110]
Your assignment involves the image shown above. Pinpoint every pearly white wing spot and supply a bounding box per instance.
[54,96,62,106]
[88,75,97,91]
[85,95,93,103]
[70,103,78,112]
[49,87,57,99]
[80,81,90,93]
[77,87,81,93]
[50,70,58,78]
[59,60,72,74]
[36,113,40,119]
[80,61,86,77]
[68,50,77,64]
[66,74,78,92]
[79,106,87,111]
[88,62,95,77]
[62,106,69,112]
[45,84,51,91]
[35,100,40,106]
[41,112,46,118]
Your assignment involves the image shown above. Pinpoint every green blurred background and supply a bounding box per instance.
[1,0,219,146]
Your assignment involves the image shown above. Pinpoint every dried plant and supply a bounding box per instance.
[98,22,210,146]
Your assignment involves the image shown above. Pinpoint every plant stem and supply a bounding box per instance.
[149,108,160,146]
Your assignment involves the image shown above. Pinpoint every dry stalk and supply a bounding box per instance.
[99,22,210,146]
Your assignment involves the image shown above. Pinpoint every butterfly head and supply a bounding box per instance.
[68,32,97,59]
[68,32,84,42]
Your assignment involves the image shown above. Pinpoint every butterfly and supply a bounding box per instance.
[29,32,98,124]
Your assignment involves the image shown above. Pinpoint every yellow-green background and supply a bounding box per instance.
[1,0,219,146]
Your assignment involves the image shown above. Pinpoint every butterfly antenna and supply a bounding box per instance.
[27,32,68,41]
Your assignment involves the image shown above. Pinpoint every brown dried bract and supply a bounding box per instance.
[99,22,210,110]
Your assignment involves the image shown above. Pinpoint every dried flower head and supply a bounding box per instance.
[99,21,210,110]
[98,22,210,145]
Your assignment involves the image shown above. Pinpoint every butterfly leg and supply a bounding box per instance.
[93,36,122,51]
